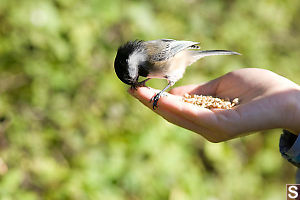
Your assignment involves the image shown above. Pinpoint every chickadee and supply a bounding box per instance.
[114,39,240,109]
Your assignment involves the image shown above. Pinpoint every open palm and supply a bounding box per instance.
[129,68,300,142]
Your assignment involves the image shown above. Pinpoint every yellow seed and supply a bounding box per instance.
[182,93,240,110]
[184,93,189,98]
[232,98,239,105]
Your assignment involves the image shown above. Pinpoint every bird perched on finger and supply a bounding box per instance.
[114,39,241,109]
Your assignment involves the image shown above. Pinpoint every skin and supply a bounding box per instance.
[128,68,300,143]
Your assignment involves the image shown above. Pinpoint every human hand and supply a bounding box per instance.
[129,68,300,142]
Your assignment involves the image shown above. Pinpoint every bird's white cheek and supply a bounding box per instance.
[127,51,146,78]
[128,64,138,78]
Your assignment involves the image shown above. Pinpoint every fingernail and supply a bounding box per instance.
[127,88,133,94]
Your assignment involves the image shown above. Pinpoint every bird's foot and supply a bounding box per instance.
[150,92,163,110]
[130,79,151,90]
[130,83,142,91]
[130,84,138,91]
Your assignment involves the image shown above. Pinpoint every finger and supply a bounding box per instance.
[128,87,215,140]
[128,86,163,103]
[128,86,181,109]
[190,78,221,96]
[155,103,212,138]
[129,87,217,132]
[170,78,222,97]
[169,84,199,96]
[129,86,219,129]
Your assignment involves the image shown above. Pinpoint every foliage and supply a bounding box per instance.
[0,0,300,199]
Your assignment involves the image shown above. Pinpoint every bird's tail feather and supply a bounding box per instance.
[187,50,240,66]
[188,50,241,65]
[193,50,241,59]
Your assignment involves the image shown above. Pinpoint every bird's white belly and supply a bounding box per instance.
[147,50,192,82]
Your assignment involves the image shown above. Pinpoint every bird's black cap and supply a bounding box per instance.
[114,40,144,85]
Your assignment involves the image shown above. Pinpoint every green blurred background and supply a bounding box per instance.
[0,0,300,199]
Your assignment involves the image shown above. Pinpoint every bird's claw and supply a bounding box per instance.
[130,84,138,91]
[150,93,161,110]
[130,83,142,91]
[130,80,149,90]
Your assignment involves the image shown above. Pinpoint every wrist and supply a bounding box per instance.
[283,87,300,135]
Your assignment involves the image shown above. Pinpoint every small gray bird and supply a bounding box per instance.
[114,39,240,109]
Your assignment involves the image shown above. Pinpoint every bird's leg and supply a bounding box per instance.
[131,78,151,90]
[150,81,175,110]
[137,78,151,87]
[130,78,151,90]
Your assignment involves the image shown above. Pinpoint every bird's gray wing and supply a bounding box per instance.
[144,39,200,61]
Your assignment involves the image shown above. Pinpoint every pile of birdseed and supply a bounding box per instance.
[182,93,239,109]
